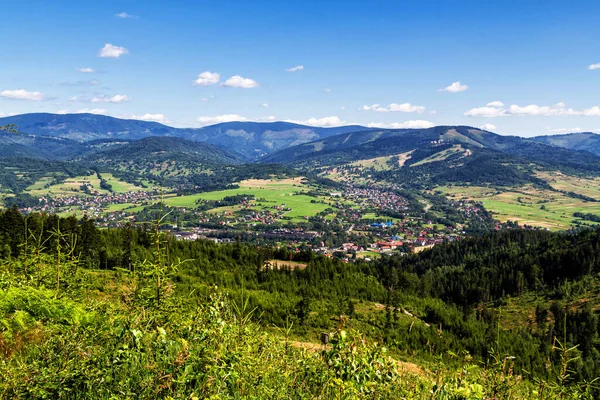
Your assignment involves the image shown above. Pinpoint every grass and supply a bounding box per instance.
[349,152,413,171]
[163,178,331,222]
[100,173,145,193]
[439,179,600,230]
[411,145,469,167]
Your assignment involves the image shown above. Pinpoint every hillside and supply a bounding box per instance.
[0,113,372,160]
[0,209,599,398]
[533,132,600,156]
[80,136,244,165]
[264,126,600,188]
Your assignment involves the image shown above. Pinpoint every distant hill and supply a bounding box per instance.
[0,113,372,159]
[81,136,244,166]
[263,126,600,187]
[532,132,600,156]
[263,126,599,166]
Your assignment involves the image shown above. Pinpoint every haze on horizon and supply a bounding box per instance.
[1,0,599,137]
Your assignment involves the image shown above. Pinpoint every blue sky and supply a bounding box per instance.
[1,0,599,136]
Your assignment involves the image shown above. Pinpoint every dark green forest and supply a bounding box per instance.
[1,207,599,398]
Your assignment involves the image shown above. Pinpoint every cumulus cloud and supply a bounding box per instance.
[262,103,269,108]
[589,63,600,70]
[286,65,304,72]
[283,116,344,127]
[465,101,600,117]
[76,67,96,73]
[0,89,45,101]
[194,71,220,86]
[222,75,259,88]
[464,106,508,118]
[98,44,129,58]
[91,94,130,103]
[362,103,425,113]
[480,124,497,131]
[129,113,170,123]
[440,81,469,92]
[324,88,332,93]
[486,101,504,107]
[116,12,138,19]
[366,120,435,129]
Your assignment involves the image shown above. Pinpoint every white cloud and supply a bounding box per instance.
[362,103,425,113]
[129,113,170,123]
[98,44,129,58]
[222,75,259,88]
[76,108,107,114]
[588,63,600,70]
[324,88,332,93]
[440,81,469,92]
[510,104,579,116]
[0,89,45,101]
[196,114,276,126]
[284,116,344,127]
[116,12,138,19]
[582,106,600,116]
[198,114,248,125]
[286,65,304,72]
[465,101,600,117]
[486,101,504,107]
[194,71,220,86]
[480,124,497,131]
[262,103,269,108]
[366,120,435,129]
[76,67,96,73]
[91,94,130,103]
[464,106,507,117]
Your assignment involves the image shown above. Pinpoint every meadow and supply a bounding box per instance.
[163,178,332,221]
[438,176,600,230]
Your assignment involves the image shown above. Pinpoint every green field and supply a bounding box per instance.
[101,173,146,193]
[439,178,600,230]
[163,178,331,221]
[24,173,148,198]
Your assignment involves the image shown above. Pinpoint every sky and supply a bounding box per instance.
[0,0,599,136]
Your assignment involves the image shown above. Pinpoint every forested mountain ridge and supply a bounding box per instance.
[77,136,244,165]
[0,113,373,160]
[263,126,600,188]
[533,131,600,156]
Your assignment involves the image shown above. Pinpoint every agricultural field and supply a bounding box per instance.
[536,171,600,199]
[26,174,109,197]
[438,181,600,230]
[25,172,146,198]
[101,173,146,193]
[163,177,332,222]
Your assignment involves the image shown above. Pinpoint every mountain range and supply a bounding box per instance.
[2,113,600,186]
[0,113,372,160]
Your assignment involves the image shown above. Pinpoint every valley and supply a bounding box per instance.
[2,115,600,398]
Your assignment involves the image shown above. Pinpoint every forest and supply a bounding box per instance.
[0,207,599,398]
